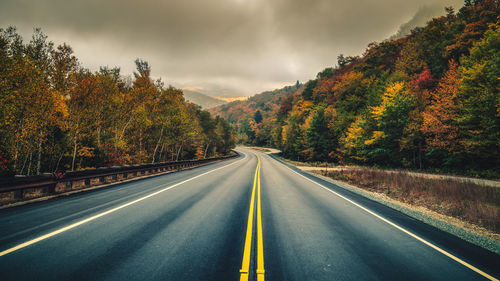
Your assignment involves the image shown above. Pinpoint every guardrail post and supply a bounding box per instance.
[47,183,56,194]
[13,189,23,199]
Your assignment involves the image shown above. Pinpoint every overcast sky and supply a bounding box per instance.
[0,0,463,96]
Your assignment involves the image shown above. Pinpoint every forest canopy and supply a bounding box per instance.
[0,28,235,176]
[210,0,500,177]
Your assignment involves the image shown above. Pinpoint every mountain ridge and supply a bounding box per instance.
[182,89,227,109]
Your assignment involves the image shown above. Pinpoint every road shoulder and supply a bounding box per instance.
[268,153,500,255]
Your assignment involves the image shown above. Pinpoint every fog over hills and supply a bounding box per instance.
[391,3,459,39]
[182,89,227,109]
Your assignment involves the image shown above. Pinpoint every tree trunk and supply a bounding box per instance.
[36,132,43,175]
[20,149,30,175]
[418,141,422,170]
[175,142,183,161]
[97,127,101,148]
[203,143,210,159]
[139,128,143,153]
[158,143,165,163]
[53,152,63,173]
[13,118,24,173]
[27,151,32,176]
[118,115,134,144]
[13,134,20,172]
[13,145,18,173]
[71,135,78,171]
[151,127,164,163]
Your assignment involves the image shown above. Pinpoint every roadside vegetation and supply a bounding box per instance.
[320,167,499,233]
[0,28,235,177]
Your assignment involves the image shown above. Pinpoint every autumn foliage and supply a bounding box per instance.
[211,0,500,176]
[0,28,235,176]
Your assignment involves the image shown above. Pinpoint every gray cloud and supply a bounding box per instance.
[0,0,464,96]
[392,2,462,39]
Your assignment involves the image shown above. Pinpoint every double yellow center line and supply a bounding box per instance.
[240,155,265,281]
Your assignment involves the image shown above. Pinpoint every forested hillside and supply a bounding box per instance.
[0,28,235,176]
[209,83,300,144]
[182,89,227,109]
[211,0,499,176]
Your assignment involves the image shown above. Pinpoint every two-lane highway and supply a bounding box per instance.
[0,151,255,280]
[0,147,498,280]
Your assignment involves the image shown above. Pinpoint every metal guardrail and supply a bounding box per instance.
[0,152,238,203]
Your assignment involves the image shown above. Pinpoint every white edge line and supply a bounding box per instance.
[278,159,498,281]
[0,152,247,257]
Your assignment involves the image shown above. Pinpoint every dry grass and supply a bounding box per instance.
[323,168,500,233]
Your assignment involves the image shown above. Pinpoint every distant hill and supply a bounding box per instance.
[182,89,227,109]
[209,84,300,125]
[209,0,500,175]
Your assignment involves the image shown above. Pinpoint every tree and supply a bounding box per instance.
[344,117,370,163]
[455,23,500,166]
[395,41,426,80]
[253,110,263,124]
[369,82,415,165]
[197,110,217,158]
[0,28,236,175]
[305,108,331,161]
[422,60,460,151]
[51,43,78,94]
[301,80,317,100]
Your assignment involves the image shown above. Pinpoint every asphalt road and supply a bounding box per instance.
[0,147,498,281]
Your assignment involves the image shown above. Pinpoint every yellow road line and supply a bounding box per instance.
[284,165,498,281]
[240,155,265,281]
[240,157,259,281]
[256,157,265,281]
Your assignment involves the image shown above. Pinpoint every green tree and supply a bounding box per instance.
[306,108,331,161]
[253,110,263,124]
[369,82,415,165]
[456,23,500,166]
